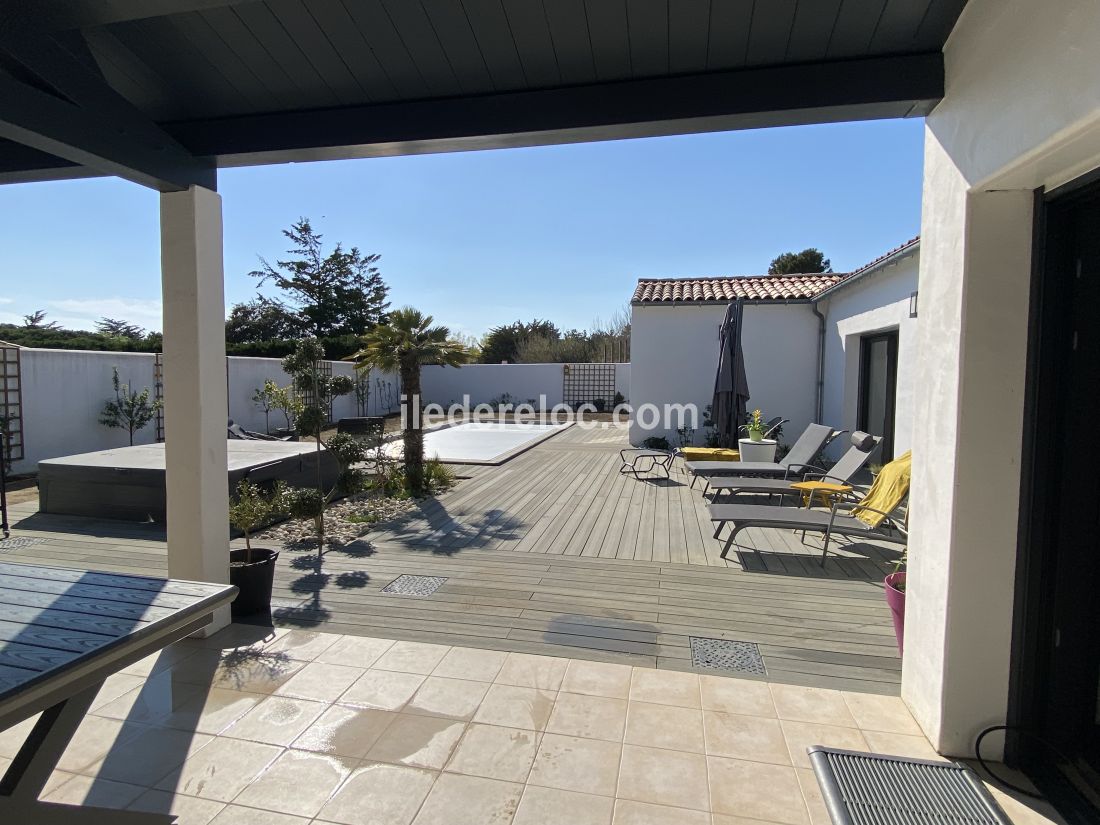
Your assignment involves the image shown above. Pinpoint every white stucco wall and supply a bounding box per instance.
[16,349,160,470]
[225,358,399,434]
[818,250,920,460]
[905,0,1100,757]
[420,362,629,409]
[11,349,397,473]
[421,363,563,407]
[628,303,818,446]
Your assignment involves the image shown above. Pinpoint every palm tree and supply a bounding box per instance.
[354,307,469,495]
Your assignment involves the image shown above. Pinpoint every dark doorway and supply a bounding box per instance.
[1011,176,1100,821]
[857,331,898,461]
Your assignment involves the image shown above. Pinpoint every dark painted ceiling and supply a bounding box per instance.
[0,0,969,188]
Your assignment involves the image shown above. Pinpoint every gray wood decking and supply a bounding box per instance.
[2,423,904,694]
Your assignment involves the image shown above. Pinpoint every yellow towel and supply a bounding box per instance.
[852,451,912,528]
[679,447,740,461]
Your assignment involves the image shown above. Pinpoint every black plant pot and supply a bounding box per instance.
[229,548,279,616]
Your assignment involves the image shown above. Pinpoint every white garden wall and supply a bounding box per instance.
[818,249,920,460]
[628,303,818,446]
[10,349,622,473]
[420,362,630,409]
[10,348,398,474]
[17,349,160,470]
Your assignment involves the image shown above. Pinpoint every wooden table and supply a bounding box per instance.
[0,561,237,823]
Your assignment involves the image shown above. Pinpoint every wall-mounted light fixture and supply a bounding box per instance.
[909,290,918,318]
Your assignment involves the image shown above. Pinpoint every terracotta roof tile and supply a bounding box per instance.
[631,237,920,305]
[631,273,844,304]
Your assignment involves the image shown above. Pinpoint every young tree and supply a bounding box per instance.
[252,381,278,434]
[99,367,161,445]
[354,308,470,496]
[767,248,832,275]
[96,318,146,339]
[251,218,390,338]
[267,382,303,432]
[281,339,359,550]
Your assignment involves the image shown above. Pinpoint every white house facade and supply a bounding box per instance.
[629,239,921,461]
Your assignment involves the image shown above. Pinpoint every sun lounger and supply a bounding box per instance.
[706,432,881,501]
[228,419,290,441]
[686,422,840,491]
[709,452,911,565]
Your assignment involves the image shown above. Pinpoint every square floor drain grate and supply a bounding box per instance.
[0,536,46,552]
[689,637,766,675]
[382,575,448,596]
[810,747,1012,825]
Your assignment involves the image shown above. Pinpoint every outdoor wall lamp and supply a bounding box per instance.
[909,291,918,318]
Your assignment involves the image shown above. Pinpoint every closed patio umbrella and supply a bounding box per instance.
[711,299,750,448]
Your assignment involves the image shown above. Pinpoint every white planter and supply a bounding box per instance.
[738,438,778,463]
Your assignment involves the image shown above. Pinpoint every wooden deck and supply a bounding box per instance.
[1,423,904,694]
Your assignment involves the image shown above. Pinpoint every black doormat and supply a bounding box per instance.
[809,747,1012,825]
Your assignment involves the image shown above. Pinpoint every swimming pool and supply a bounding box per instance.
[388,421,571,464]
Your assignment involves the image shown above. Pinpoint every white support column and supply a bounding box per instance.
[160,185,230,635]
[903,127,1034,757]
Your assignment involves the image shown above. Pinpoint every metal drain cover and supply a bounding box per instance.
[382,574,447,596]
[689,637,766,675]
[0,536,46,552]
[810,747,1012,825]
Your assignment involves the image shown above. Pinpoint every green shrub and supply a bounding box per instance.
[424,458,456,492]
[642,436,671,450]
[384,457,454,498]
[284,487,325,534]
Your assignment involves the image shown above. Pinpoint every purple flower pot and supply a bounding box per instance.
[884,572,906,655]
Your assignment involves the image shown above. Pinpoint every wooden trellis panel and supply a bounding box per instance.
[153,353,165,442]
[0,344,24,463]
[563,363,617,409]
[298,360,335,423]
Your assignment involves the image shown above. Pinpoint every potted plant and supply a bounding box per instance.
[228,479,285,615]
[744,409,766,442]
[884,549,907,654]
[738,409,777,462]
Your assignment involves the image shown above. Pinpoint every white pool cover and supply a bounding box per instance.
[389,421,569,463]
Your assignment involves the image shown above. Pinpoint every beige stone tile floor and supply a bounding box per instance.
[0,623,1068,825]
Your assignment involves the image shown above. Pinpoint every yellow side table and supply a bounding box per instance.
[789,481,853,509]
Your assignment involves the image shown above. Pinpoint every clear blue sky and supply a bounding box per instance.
[0,118,923,340]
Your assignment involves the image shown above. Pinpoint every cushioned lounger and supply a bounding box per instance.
[686,422,839,490]
[706,432,881,501]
